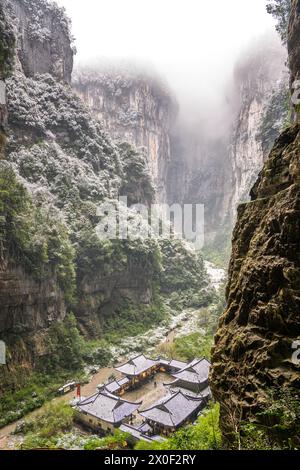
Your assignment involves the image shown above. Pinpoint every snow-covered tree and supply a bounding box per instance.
[266,0,292,45]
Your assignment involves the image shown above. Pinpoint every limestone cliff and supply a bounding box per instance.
[167,36,288,253]
[289,0,300,86]
[0,0,72,388]
[0,1,14,154]
[0,0,210,391]
[3,0,73,82]
[211,0,300,445]
[177,131,233,247]
[73,63,177,202]
[229,37,288,216]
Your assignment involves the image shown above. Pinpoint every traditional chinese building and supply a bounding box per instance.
[98,377,131,396]
[159,358,188,375]
[119,423,164,445]
[76,391,141,434]
[166,358,211,396]
[116,354,159,385]
[140,391,206,436]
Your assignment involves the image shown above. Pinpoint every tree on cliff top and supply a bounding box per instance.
[266,0,291,45]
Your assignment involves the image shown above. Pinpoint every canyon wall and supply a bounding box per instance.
[0,0,210,390]
[0,0,72,389]
[73,64,177,202]
[72,37,287,253]
[4,0,73,82]
[229,37,288,216]
[2,3,67,387]
[211,0,300,444]
[167,36,288,253]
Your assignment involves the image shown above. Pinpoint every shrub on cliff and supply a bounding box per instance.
[240,388,300,450]
[0,3,14,79]
[38,314,85,373]
[119,142,155,206]
[159,238,208,293]
[7,73,122,178]
[266,0,291,44]
[0,162,75,299]
[17,0,73,44]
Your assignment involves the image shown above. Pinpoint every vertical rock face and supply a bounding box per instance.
[4,0,73,82]
[289,0,300,86]
[73,65,177,202]
[211,1,300,442]
[0,2,14,154]
[167,36,288,250]
[177,132,233,246]
[229,38,288,216]
[0,0,73,386]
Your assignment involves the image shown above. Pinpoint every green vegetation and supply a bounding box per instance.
[119,142,155,206]
[159,238,215,310]
[37,314,85,373]
[202,225,232,269]
[0,163,76,301]
[0,4,14,79]
[266,0,291,45]
[157,286,226,361]
[157,331,213,362]
[81,431,130,450]
[239,388,300,450]
[173,332,214,361]
[0,369,79,428]
[0,314,112,428]
[81,339,113,367]
[160,238,208,293]
[16,402,129,450]
[103,293,168,343]
[135,404,222,450]
[20,402,75,450]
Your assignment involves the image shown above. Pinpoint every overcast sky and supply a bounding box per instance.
[56,0,278,131]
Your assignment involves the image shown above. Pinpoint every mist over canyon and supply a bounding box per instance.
[0,0,299,453]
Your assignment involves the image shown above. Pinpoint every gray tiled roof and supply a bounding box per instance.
[104,381,120,394]
[138,422,152,433]
[102,377,130,394]
[158,359,188,370]
[119,424,154,442]
[172,358,210,384]
[116,354,158,376]
[77,392,141,424]
[166,385,212,399]
[140,392,204,428]
[169,359,188,370]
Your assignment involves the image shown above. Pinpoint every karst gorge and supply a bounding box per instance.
[0,0,299,455]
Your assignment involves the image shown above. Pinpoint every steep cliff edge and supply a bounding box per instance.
[211,0,300,446]
[73,64,177,202]
[289,0,300,86]
[4,0,73,82]
[229,37,288,215]
[167,36,288,257]
[0,1,14,152]
[0,0,75,388]
[0,0,210,394]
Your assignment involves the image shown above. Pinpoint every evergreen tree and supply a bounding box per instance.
[266,0,292,45]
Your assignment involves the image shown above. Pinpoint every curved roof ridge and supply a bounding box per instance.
[141,392,179,412]
[117,353,147,368]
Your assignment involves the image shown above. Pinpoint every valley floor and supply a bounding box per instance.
[0,262,225,450]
